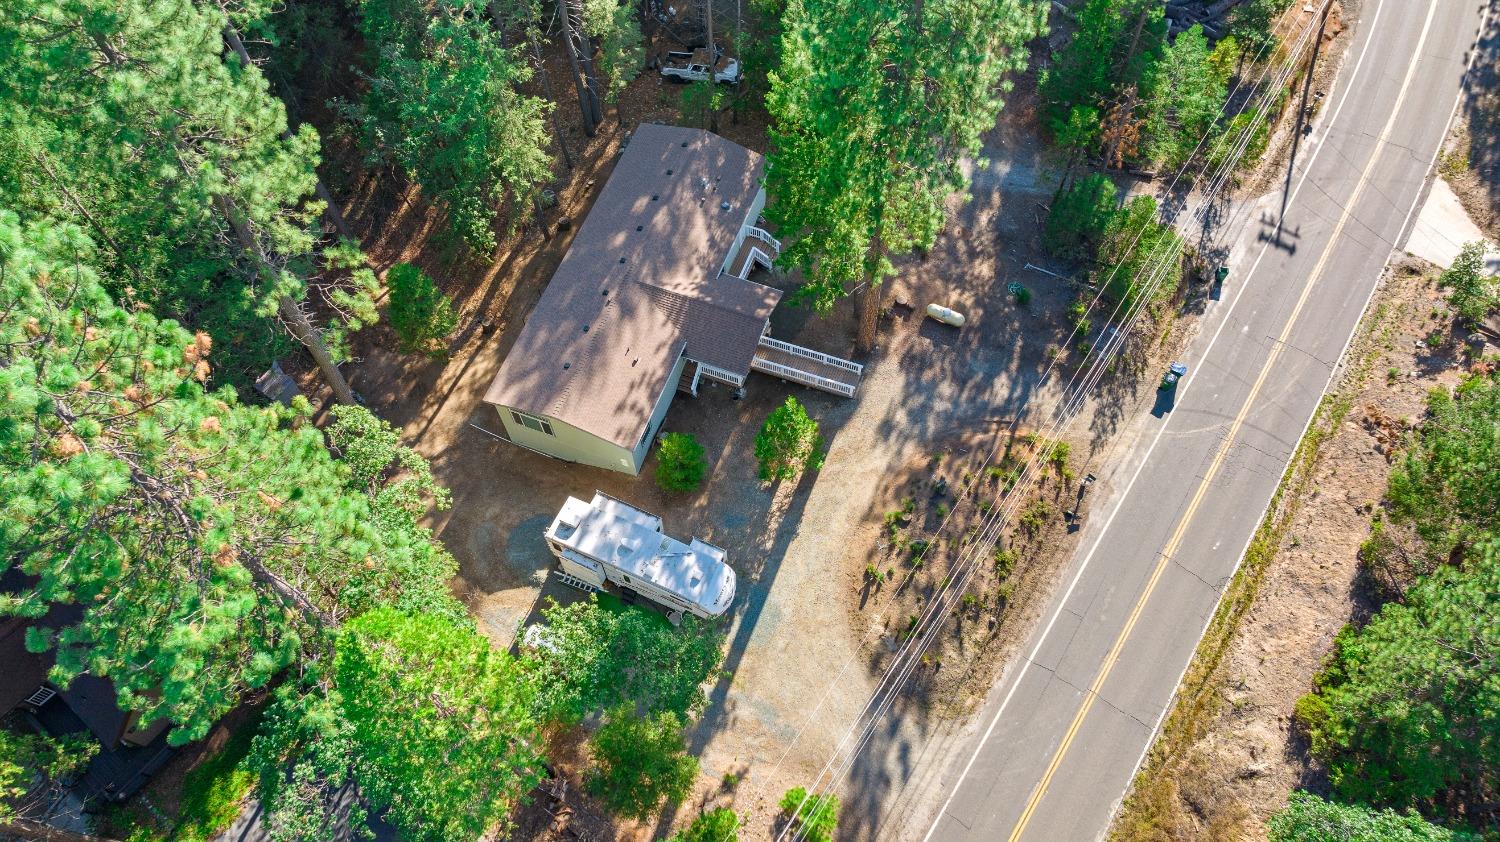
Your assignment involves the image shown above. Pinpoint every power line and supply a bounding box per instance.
[771,5,1334,838]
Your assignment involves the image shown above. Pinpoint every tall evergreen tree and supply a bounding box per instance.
[1139,25,1232,168]
[0,210,458,743]
[765,0,1046,350]
[583,0,646,116]
[346,0,554,252]
[0,0,373,400]
[251,609,544,842]
[1298,541,1499,827]
[1037,0,1165,150]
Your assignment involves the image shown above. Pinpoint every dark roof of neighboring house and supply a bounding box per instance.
[0,615,52,715]
[484,123,781,448]
[1,572,177,802]
[58,673,130,747]
[1,570,133,746]
[0,568,65,715]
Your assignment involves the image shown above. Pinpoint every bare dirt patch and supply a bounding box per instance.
[1109,258,1489,841]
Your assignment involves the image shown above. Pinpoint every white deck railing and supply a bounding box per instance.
[697,362,745,387]
[733,245,775,280]
[750,358,857,398]
[742,225,782,252]
[757,335,864,375]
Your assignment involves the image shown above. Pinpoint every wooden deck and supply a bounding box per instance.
[750,337,862,397]
[727,230,778,279]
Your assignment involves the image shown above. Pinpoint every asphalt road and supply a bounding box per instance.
[916,1,1488,840]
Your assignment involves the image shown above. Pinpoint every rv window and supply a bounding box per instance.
[510,410,554,436]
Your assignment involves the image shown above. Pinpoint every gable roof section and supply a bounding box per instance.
[484,124,781,448]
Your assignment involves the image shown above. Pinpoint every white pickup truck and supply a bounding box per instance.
[660,48,740,84]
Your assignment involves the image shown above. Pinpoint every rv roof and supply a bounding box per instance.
[547,494,731,611]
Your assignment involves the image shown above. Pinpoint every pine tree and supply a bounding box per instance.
[1139,25,1232,168]
[251,609,545,842]
[1038,0,1165,147]
[754,396,823,481]
[0,210,459,743]
[1300,541,1500,825]
[1437,241,1498,326]
[583,0,646,116]
[346,0,554,252]
[0,0,373,399]
[765,0,1046,350]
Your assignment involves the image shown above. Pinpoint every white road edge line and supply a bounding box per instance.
[921,0,1392,836]
[1104,3,1494,838]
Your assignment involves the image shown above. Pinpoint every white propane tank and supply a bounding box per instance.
[926,303,966,327]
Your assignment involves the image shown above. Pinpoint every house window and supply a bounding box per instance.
[510,410,554,436]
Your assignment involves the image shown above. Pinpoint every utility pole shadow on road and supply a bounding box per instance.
[1262,2,1334,256]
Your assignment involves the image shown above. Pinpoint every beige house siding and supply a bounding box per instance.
[496,354,686,475]
[632,354,687,468]
[496,406,638,473]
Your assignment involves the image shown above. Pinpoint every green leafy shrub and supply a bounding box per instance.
[0,726,96,824]
[1267,792,1477,841]
[1291,691,1331,755]
[680,79,728,130]
[779,787,839,842]
[1019,501,1052,536]
[387,262,457,357]
[1044,173,1118,260]
[1300,549,1500,821]
[1229,0,1296,49]
[587,709,698,820]
[656,432,707,492]
[883,505,911,540]
[1049,440,1071,470]
[993,547,1018,579]
[668,807,740,842]
[755,397,823,481]
[1437,241,1497,326]
[530,596,724,724]
[1095,195,1183,312]
[910,540,931,563]
[1207,109,1270,172]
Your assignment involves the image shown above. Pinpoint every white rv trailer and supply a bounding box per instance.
[543,492,736,620]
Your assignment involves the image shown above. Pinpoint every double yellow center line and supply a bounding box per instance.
[1006,3,1439,838]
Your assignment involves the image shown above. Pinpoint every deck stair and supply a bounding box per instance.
[751,336,863,397]
[677,360,701,396]
[727,226,781,280]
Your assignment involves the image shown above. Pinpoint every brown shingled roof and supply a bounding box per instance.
[484,124,781,448]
